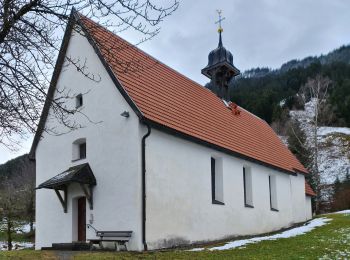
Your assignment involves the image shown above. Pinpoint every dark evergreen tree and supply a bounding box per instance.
[331,174,350,211]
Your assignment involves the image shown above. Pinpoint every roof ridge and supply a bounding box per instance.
[77,14,207,91]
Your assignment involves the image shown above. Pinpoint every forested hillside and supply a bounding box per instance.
[0,154,35,245]
[0,155,35,183]
[230,45,350,127]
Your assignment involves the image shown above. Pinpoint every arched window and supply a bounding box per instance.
[72,138,86,161]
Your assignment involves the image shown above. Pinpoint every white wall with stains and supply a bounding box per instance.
[145,129,312,249]
[35,28,144,251]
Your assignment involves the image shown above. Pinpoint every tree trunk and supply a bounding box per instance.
[313,96,320,214]
[6,218,12,251]
[29,193,35,232]
[30,221,34,233]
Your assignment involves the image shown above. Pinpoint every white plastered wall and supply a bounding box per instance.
[145,129,310,249]
[35,28,145,251]
[305,196,313,220]
[290,173,309,223]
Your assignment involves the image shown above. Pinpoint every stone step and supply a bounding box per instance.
[51,242,90,251]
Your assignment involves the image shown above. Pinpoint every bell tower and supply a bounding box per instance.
[202,10,240,101]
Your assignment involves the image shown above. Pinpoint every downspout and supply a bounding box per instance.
[141,122,151,251]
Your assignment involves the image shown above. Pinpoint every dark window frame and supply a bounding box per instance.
[211,157,224,205]
[269,175,278,212]
[243,167,254,208]
[79,142,86,160]
[76,94,83,108]
[71,138,87,162]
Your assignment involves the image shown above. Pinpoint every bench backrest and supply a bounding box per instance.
[96,231,132,238]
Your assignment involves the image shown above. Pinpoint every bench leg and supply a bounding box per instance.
[118,242,128,251]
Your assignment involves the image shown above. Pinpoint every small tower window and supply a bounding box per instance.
[76,94,83,108]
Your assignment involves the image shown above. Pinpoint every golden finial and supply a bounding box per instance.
[215,10,225,33]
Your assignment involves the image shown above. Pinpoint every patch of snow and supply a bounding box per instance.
[0,241,34,251]
[330,209,350,214]
[278,135,288,146]
[279,99,286,107]
[318,127,350,136]
[190,247,205,251]
[15,223,34,234]
[0,221,34,234]
[189,217,331,251]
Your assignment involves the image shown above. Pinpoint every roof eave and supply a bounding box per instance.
[292,167,309,175]
[142,118,298,176]
[306,193,316,197]
[201,61,240,79]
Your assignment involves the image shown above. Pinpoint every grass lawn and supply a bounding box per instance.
[1,213,349,259]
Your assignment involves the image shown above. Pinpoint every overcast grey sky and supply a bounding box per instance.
[1,0,350,164]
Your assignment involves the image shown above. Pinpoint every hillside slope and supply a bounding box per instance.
[241,45,350,78]
[289,99,350,185]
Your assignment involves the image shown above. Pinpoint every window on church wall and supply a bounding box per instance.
[269,175,278,211]
[211,157,224,205]
[243,166,253,208]
[72,138,86,161]
[79,143,86,159]
[76,94,83,108]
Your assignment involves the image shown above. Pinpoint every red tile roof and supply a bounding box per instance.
[79,16,308,175]
[305,181,316,197]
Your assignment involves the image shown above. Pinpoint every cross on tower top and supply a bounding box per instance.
[215,10,225,33]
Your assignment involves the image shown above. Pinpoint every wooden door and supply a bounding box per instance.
[77,197,86,241]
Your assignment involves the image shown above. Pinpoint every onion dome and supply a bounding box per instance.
[202,30,240,79]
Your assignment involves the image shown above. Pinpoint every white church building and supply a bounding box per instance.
[30,11,315,251]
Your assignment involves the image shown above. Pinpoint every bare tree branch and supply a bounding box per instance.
[0,0,179,147]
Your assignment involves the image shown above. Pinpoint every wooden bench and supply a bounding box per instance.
[87,225,132,251]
